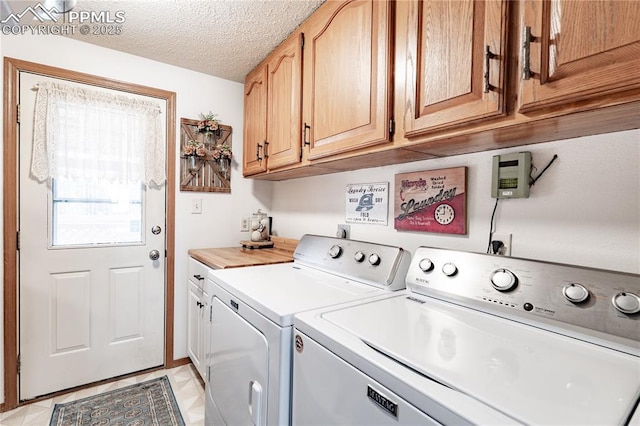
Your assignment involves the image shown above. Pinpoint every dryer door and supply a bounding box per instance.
[210,298,268,426]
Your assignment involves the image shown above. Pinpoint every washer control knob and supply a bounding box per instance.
[442,263,457,277]
[418,258,434,272]
[328,245,343,259]
[354,251,365,263]
[562,283,590,304]
[369,253,381,266]
[612,292,640,315]
[491,269,518,291]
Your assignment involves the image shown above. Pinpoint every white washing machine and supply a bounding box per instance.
[293,246,640,425]
[203,234,411,426]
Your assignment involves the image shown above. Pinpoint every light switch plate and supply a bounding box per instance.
[192,198,202,214]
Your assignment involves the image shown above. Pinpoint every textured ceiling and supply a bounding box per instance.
[61,0,325,83]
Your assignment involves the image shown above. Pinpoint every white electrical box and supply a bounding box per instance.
[491,152,531,199]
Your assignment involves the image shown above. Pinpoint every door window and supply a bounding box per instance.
[51,178,143,247]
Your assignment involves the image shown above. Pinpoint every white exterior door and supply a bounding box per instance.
[18,72,166,400]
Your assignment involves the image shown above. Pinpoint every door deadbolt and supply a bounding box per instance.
[149,250,160,261]
[151,225,162,235]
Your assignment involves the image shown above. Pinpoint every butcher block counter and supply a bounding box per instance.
[188,236,297,269]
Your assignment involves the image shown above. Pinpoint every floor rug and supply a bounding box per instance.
[49,375,185,426]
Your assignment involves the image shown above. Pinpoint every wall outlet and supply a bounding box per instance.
[240,217,250,232]
[337,224,350,239]
[491,233,512,256]
[191,198,202,214]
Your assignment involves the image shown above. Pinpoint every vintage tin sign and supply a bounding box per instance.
[345,182,388,225]
[394,167,467,234]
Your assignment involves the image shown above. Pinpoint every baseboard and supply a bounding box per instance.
[167,357,191,369]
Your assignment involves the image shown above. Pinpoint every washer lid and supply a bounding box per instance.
[321,294,640,425]
[209,263,383,326]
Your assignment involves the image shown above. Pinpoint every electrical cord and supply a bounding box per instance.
[486,198,500,254]
[531,154,558,186]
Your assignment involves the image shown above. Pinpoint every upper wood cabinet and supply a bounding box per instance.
[518,0,640,113]
[243,66,268,176]
[303,0,394,160]
[404,0,508,138]
[266,34,303,170]
[243,33,303,176]
[243,0,639,180]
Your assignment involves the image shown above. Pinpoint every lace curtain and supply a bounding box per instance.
[31,81,166,186]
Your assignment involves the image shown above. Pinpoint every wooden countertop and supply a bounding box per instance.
[188,236,297,269]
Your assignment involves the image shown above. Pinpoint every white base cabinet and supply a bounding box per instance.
[187,257,211,379]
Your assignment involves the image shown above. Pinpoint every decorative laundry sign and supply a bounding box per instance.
[394,167,467,234]
[345,183,388,225]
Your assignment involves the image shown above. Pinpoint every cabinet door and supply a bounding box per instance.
[266,33,303,171]
[518,0,640,113]
[201,289,210,381]
[404,0,507,137]
[304,0,393,160]
[243,66,268,176]
[187,280,203,375]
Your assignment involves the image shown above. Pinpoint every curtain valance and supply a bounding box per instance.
[31,81,166,186]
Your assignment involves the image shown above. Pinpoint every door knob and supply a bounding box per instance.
[149,250,160,261]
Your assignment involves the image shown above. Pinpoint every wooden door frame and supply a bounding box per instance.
[2,57,177,411]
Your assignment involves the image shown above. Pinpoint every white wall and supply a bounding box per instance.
[0,33,274,403]
[271,130,640,274]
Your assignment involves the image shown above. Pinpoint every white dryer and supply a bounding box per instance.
[204,234,411,425]
[293,246,640,425]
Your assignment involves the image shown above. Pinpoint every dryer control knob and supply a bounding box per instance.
[369,253,381,266]
[442,263,458,277]
[562,283,590,304]
[491,269,517,291]
[354,251,365,263]
[612,292,640,315]
[328,245,343,259]
[418,258,434,272]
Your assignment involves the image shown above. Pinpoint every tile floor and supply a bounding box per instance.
[0,364,205,425]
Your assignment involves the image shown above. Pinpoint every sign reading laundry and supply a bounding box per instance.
[394,167,467,234]
[345,182,388,225]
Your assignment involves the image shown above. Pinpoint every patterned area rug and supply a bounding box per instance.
[49,375,185,426]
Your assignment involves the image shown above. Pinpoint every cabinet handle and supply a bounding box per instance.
[522,26,534,80]
[264,141,269,158]
[193,274,204,281]
[196,301,203,308]
[303,123,311,147]
[256,142,263,161]
[483,45,496,93]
